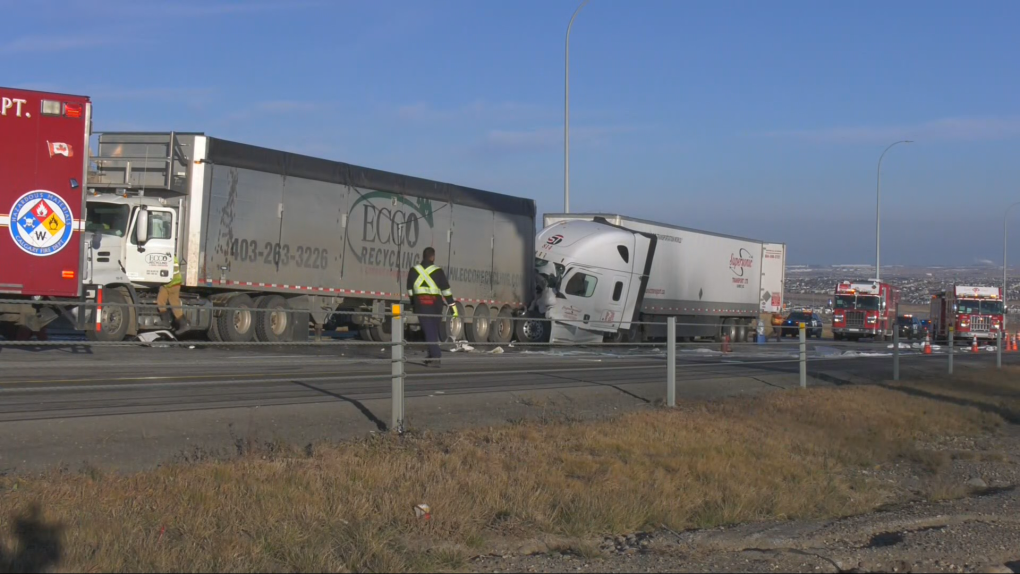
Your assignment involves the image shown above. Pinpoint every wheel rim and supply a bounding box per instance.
[495,317,512,338]
[234,308,252,334]
[473,310,490,340]
[523,319,545,341]
[270,308,288,336]
[104,306,124,334]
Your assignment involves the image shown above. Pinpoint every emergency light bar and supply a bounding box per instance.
[40,99,83,118]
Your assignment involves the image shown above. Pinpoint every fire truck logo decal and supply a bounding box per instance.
[9,190,74,256]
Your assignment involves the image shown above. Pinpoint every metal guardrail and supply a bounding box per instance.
[2,302,1014,434]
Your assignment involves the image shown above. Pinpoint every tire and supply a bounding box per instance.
[217,294,256,343]
[359,326,376,342]
[255,295,291,343]
[0,323,19,341]
[207,310,223,342]
[489,307,514,344]
[465,305,491,344]
[440,302,465,342]
[370,318,392,343]
[717,319,738,343]
[515,311,550,344]
[85,288,132,343]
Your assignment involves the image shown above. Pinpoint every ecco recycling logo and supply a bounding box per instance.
[9,190,74,256]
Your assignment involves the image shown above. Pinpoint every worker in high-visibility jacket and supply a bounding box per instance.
[406,247,457,365]
[157,256,191,334]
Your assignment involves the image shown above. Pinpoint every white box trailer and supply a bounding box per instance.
[82,133,535,344]
[536,214,785,343]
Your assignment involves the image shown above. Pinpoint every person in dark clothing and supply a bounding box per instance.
[407,247,457,365]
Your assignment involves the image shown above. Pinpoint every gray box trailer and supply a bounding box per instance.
[83,133,535,343]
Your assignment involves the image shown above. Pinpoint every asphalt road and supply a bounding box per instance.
[0,337,1015,473]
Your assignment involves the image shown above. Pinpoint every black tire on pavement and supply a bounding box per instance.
[370,318,393,343]
[359,326,376,342]
[85,288,133,343]
[489,307,514,344]
[254,295,291,343]
[217,293,256,343]
[515,311,550,344]
[465,305,491,344]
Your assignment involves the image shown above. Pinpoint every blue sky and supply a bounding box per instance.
[5,0,1020,266]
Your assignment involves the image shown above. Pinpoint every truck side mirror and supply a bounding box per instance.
[135,208,149,245]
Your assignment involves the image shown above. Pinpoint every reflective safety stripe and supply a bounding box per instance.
[168,256,183,287]
[441,289,453,297]
[412,265,443,296]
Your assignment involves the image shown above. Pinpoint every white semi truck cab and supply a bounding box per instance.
[534,218,656,344]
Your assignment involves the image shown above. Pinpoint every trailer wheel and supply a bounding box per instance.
[440,302,465,342]
[85,288,132,343]
[370,319,392,343]
[255,295,290,343]
[217,294,256,343]
[489,307,514,344]
[465,305,491,344]
[359,326,376,342]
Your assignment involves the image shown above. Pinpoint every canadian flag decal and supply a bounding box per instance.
[46,141,73,158]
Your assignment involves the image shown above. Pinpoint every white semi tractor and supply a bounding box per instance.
[81,132,535,343]
[529,214,786,344]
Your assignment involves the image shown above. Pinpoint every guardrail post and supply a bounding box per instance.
[667,316,676,407]
[997,330,1002,369]
[799,322,807,388]
[391,305,405,433]
[948,325,954,375]
[893,329,900,381]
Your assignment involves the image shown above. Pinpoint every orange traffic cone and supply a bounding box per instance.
[971,335,980,353]
[923,332,932,355]
[722,334,732,353]
[1013,333,1019,352]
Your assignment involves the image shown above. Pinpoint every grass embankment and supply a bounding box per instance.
[0,381,1009,573]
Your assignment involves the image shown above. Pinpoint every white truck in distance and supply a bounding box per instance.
[531,214,786,344]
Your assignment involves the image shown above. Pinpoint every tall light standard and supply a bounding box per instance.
[1003,201,1020,311]
[875,140,913,281]
[564,0,589,213]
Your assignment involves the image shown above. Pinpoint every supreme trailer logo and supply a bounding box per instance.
[9,190,74,256]
[729,249,754,277]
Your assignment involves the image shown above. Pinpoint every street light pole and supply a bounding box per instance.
[875,140,912,281]
[1003,201,1020,310]
[564,0,589,214]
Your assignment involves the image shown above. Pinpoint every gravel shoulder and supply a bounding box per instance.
[473,426,1020,574]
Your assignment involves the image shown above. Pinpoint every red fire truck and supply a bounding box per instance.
[930,286,1005,344]
[0,87,94,338]
[831,280,900,341]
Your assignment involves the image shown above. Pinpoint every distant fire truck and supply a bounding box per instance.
[831,280,900,341]
[930,286,1005,343]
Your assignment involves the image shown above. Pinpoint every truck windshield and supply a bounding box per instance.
[834,294,880,311]
[535,260,566,290]
[85,203,130,237]
[958,299,1004,315]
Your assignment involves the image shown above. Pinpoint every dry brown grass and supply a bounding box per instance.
[891,366,1020,423]
[0,385,1004,573]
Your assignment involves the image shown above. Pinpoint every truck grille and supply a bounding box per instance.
[970,316,990,333]
[846,311,865,329]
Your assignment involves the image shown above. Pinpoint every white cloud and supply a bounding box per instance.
[396,101,548,123]
[759,116,1020,144]
[0,35,115,55]
[222,100,325,123]
[480,125,640,153]
[81,0,327,18]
